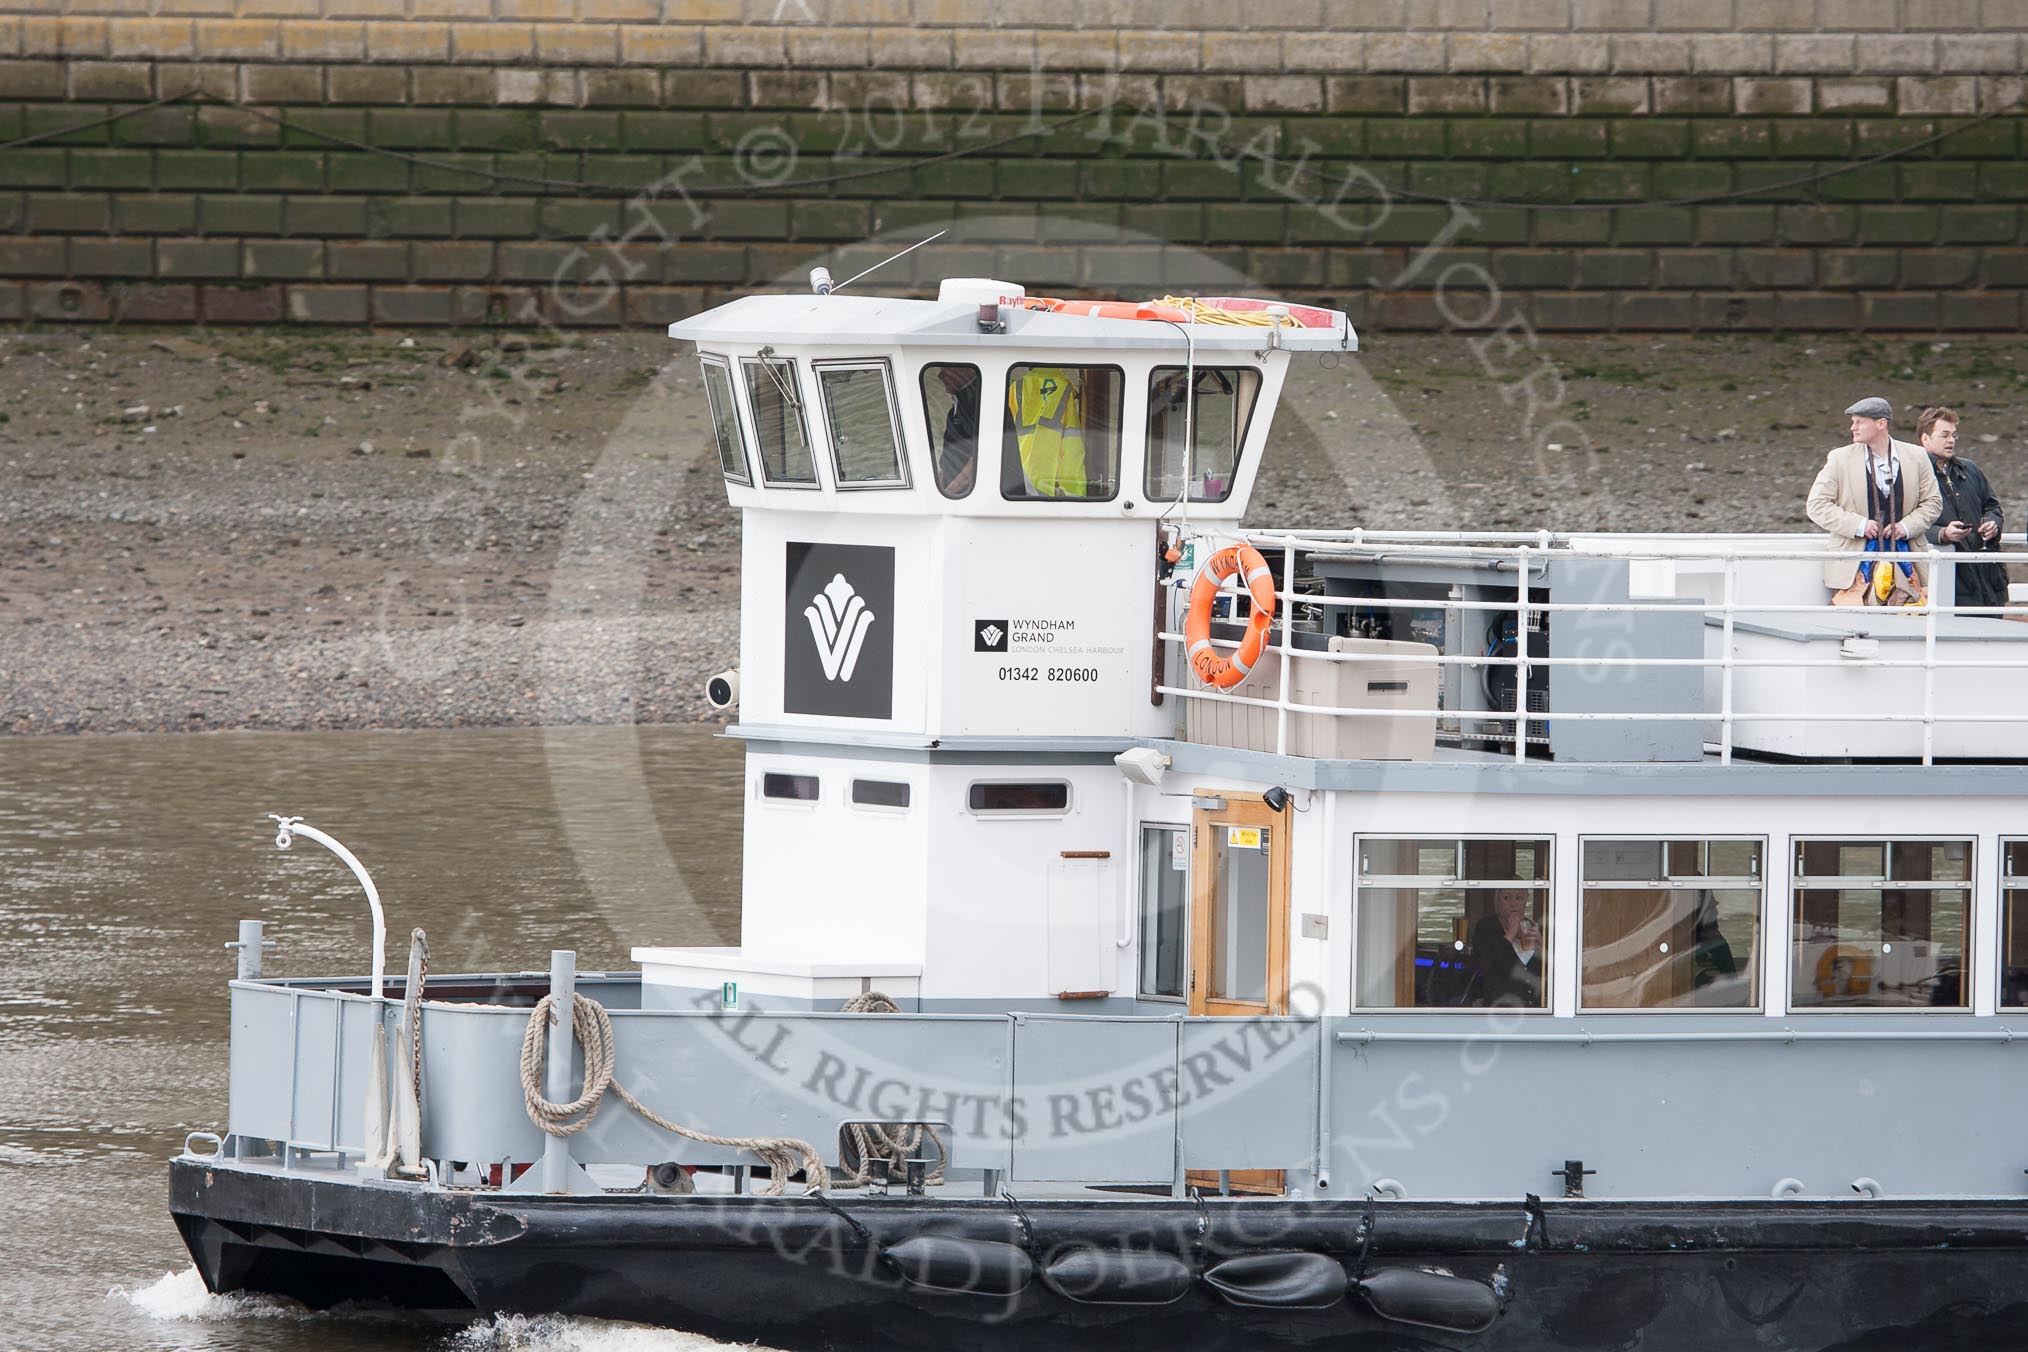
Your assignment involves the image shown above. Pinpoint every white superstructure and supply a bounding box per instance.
[644,280,2028,1038]
[643,284,1349,1008]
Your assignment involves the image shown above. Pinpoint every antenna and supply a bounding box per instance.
[830,229,948,294]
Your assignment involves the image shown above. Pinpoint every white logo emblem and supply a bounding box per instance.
[978,623,1004,648]
[804,573,877,683]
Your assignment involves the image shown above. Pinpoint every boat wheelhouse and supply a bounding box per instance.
[170,280,2028,1351]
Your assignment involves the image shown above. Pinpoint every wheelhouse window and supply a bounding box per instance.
[2003,841,2028,1007]
[1355,837,1551,1010]
[700,357,750,485]
[1580,839,1760,1010]
[1001,364,1124,502]
[920,363,980,500]
[760,772,818,802]
[1791,839,1969,1010]
[850,778,910,809]
[817,361,908,488]
[1139,825,1188,1000]
[1145,365,1260,504]
[967,781,1070,814]
[741,355,815,486]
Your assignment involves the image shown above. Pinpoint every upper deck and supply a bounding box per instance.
[1166,529,2028,770]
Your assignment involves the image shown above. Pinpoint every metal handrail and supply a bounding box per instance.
[1168,532,2028,766]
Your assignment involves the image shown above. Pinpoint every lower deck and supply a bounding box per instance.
[226,965,2028,1205]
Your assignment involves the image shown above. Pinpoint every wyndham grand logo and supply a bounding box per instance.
[784,542,893,720]
[974,619,1009,652]
[805,573,877,682]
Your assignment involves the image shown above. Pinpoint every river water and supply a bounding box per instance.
[0,726,764,1352]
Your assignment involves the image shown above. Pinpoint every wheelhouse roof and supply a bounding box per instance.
[666,292,1357,354]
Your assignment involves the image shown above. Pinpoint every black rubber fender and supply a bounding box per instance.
[1042,1248,1195,1306]
[1354,1267,1502,1333]
[1203,1252,1349,1309]
[883,1236,1035,1297]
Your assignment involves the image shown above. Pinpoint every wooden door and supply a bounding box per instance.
[1188,790,1290,1193]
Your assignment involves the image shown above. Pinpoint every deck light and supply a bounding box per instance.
[1115,747,1170,786]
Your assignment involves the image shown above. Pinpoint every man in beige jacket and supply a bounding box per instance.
[1805,396,1942,594]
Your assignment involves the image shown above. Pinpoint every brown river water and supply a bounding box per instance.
[0,726,762,1352]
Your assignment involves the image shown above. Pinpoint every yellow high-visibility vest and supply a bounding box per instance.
[1007,368,1087,497]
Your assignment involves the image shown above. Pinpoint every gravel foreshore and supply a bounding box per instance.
[4,327,2025,737]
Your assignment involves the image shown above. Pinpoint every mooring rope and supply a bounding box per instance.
[1151,296,1293,327]
[518,991,830,1196]
[830,991,949,1191]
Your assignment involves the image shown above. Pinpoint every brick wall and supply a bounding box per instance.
[1,1,2025,330]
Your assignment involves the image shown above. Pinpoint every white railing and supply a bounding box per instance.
[1157,530,2028,768]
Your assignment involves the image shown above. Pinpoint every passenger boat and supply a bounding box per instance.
[171,279,2028,1350]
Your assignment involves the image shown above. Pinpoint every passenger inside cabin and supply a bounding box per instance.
[1467,887,1544,1008]
[928,364,981,497]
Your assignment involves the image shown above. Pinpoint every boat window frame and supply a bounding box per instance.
[758,770,820,806]
[1575,835,1766,1015]
[813,356,911,492]
[699,353,753,487]
[1136,821,1191,1004]
[2001,837,2028,1009]
[964,779,1073,818]
[998,362,1128,505]
[1787,835,1974,1015]
[740,353,822,490]
[849,777,912,813]
[1142,363,1263,506]
[1350,833,1555,1015]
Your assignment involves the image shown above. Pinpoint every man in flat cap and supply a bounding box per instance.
[1805,396,1941,602]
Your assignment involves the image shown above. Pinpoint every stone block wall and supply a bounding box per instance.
[1,1,2025,329]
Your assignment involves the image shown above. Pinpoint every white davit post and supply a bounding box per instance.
[936,277,1027,306]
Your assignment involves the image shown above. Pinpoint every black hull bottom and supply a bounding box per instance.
[170,1160,2028,1352]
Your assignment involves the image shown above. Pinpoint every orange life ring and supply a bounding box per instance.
[1184,544,1276,690]
[1017,297,1192,324]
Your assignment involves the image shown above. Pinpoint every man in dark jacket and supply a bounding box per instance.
[1919,405,2008,610]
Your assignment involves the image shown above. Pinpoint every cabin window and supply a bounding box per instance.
[1145,365,1261,504]
[817,361,908,488]
[850,778,910,810]
[2002,841,2028,1007]
[700,357,751,485]
[967,781,1071,814]
[920,363,981,500]
[760,772,819,802]
[1790,839,1969,1010]
[1001,364,1124,503]
[1139,825,1189,1001]
[1579,838,1762,1011]
[741,356,817,486]
[1354,836,1551,1010]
